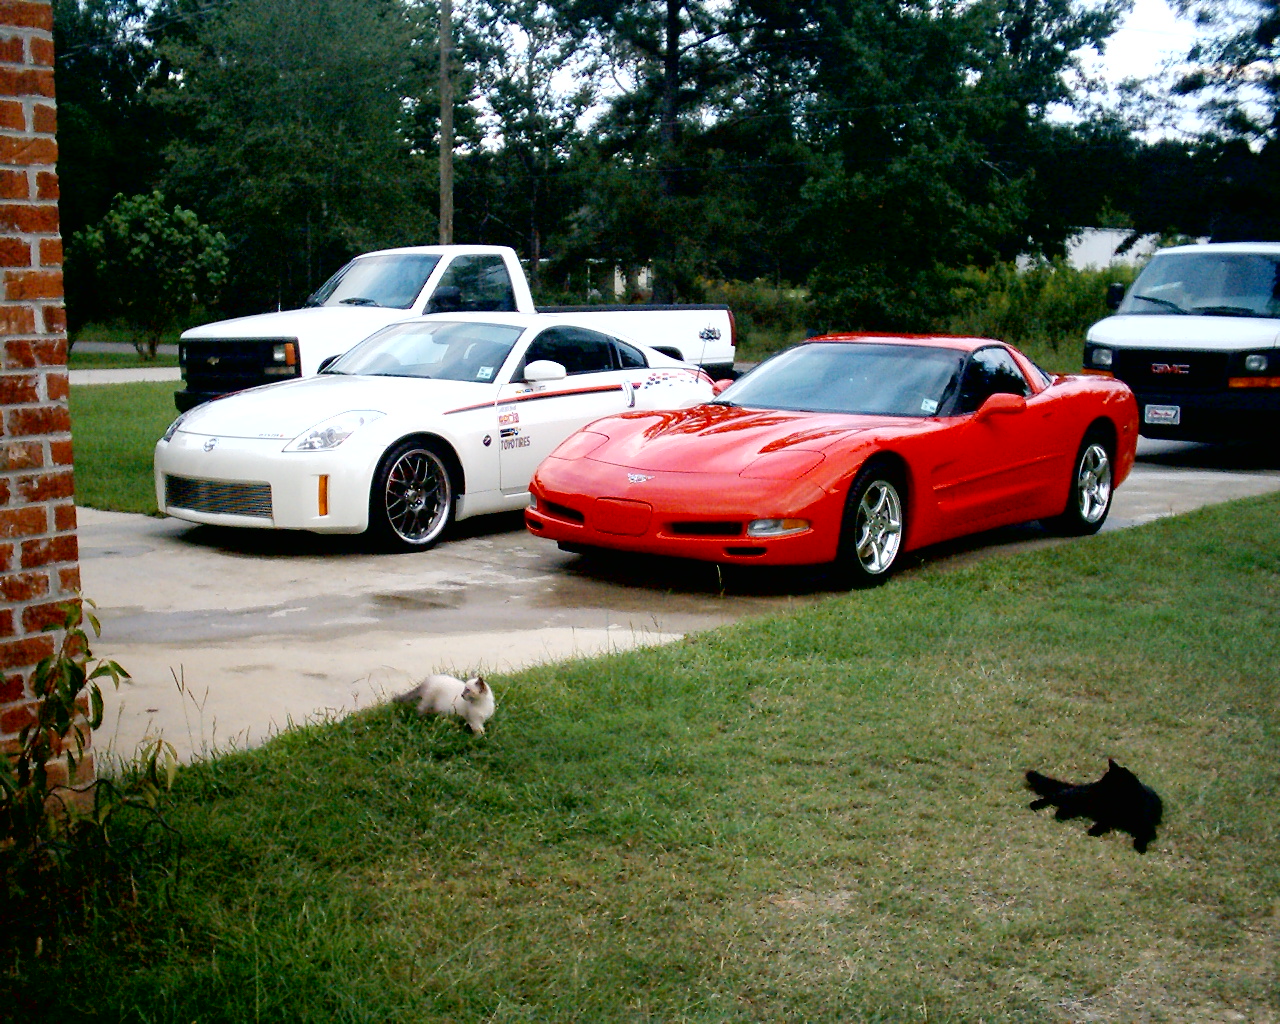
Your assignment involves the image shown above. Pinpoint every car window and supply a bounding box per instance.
[326,320,522,381]
[308,254,442,309]
[956,346,1030,413]
[430,254,517,313]
[521,326,618,376]
[617,340,648,369]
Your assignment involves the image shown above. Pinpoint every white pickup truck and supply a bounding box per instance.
[1084,241,1280,441]
[175,244,736,411]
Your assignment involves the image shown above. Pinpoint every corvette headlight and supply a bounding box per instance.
[284,410,385,452]
[747,518,810,537]
[161,411,191,443]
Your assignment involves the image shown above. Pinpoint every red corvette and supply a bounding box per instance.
[525,334,1139,585]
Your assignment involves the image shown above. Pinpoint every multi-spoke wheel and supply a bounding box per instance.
[369,439,456,551]
[837,464,906,587]
[1045,430,1113,536]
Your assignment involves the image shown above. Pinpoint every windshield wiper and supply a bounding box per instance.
[1132,294,1186,314]
[339,297,379,307]
[1191,305,1260,317]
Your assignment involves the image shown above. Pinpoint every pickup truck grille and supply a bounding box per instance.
[165,475,273,518]
[1111,348,1228,393]
[181,338,300,396]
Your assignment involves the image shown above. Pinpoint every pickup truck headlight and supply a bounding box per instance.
[284,410,385,452]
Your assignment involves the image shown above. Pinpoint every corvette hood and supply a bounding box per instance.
[181,305,408,342]
[584,404,891,474]
[174,374,493,440]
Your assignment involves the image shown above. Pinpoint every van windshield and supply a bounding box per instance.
[305,254,442,310]
[1120,252,1280,318]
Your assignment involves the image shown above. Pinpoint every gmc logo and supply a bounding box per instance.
[1151,363,1191,375]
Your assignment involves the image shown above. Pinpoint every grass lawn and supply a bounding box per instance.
[8,493,1278,1021]
[68,382,178,514]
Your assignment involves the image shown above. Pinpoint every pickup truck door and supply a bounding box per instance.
[496,326,637,493]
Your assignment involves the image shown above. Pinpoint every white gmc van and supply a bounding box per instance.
[1084,242,1280,441]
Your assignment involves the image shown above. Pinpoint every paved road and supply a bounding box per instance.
[77,437,1280,764]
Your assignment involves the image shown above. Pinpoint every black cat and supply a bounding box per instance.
[1025,758,1163,853]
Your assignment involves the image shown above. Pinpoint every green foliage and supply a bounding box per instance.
[72,192,229,358]
[0,601,179,963]
[701,278,811,357]
[947,258,1141,355]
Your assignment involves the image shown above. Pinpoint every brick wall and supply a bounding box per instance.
[0,0,85,787]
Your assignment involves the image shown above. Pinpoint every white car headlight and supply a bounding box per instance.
[161,411,191,443]
[284,410,385,452]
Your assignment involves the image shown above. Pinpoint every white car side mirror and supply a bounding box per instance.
[524,359,567,382]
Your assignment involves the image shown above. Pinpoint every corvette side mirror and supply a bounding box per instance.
[975,392,1026,420]
[524,359,566,382]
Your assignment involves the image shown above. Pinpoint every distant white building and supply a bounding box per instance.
[1065,228,1162,269]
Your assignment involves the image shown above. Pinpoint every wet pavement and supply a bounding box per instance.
[79,438,1280,763]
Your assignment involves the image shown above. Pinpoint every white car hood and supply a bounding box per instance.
[1088,314,1280,350]
[176,374,494,440]
[181,305,411,341]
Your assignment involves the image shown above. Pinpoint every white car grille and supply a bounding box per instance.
[165,475,273,518]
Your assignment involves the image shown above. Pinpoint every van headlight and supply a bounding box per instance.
[1090,347,1113,368]
[1244,353,1268,373]
[284,410,385,452]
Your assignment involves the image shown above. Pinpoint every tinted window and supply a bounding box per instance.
[430,254,517,313]
[956,346,1030,413]
[309,254,441,309]
[523,327,617,376]
[327,320,522,382]
[617,340,648,369]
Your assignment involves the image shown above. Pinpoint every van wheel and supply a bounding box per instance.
[369,439,455,551]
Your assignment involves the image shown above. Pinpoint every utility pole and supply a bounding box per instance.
[439,0,454,244]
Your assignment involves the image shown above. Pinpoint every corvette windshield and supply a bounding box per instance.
[325,320,523,383]
[719,342,965,417]
[1119,252,1280,318]
[305,254,442,309]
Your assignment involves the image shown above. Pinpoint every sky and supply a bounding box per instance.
[1086,0,1202,85]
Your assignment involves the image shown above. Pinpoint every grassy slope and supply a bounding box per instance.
[15,493,1279,1022]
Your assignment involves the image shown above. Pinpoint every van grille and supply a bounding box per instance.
[165,475,273,518]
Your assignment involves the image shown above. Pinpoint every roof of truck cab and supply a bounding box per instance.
[356,244,517,258]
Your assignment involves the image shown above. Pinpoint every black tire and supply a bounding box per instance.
[1045,430,1114,536]
[836,463,906,588]
[368,439,456,551]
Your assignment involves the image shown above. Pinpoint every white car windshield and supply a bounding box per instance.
[306,254,443,310]
[1120,252,1280,318]
[717,342,965,417]
[324,320,524,382]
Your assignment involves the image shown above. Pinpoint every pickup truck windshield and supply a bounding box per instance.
[325,320,523,383]
[717,342,965,417]
[305,254,443,310]
[1119,252,1280,318]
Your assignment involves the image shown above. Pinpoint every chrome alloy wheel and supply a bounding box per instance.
[854,479,903,575]
[383,446,452,545]
[1076,443,1112,524]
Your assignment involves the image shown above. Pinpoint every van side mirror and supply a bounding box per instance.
[524,359,566,382]
[427,285,462,314]
[1106,282,1126,311]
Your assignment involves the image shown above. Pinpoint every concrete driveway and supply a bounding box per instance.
[80,439,1280,764]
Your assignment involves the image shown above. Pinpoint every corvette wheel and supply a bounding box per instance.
[1046,431,1113,536]
[369,439,455,551]
[838,465,906,587]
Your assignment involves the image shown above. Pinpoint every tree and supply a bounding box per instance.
[73,192,229,356]
[154,0,431,314]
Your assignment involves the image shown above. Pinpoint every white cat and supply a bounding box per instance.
[393,674,494,734]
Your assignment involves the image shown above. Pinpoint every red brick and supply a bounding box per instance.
[57,562,79,591]
[0,698,35,734]
[3,336,65,366]
[41,304,63,333]
[43,752,96,792]
[0,2,53,31]
[38,236,59,264]
[0,98,22,131]
[7,403,68,435]
[0,541,11,570]
[0,371,36,403]
[0,478,9,504]
[20,532,76,568]
[45,369,65,399]
[2,439,42,469]
[48,438,71,465]
[0,503,44,538]
[0,634,54,670]
[16,469,72,503]
[0,203,57,233]
[0,608,11,637]
[0,68,54,101]
[34,171,56,201]
[0,306,34,336]
[0,236,29,266]
[0,570,46,602]
[0,168,25,199]
[5,268,61,300]
[22,600,68,634]
[0,671,24,702]
[0,36,23,63]
[29,36,53,69]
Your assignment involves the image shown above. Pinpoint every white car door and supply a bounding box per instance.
[496,326,637,492]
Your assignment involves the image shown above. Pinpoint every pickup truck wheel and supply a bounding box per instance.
[1044,430,1113,536]
[369,439,455,551]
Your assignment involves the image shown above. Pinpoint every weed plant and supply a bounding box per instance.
[9,493,1279,1021]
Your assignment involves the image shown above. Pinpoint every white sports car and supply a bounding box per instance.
[154,312,715,550]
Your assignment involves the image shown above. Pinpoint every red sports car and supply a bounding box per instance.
[525,334,1139,585]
